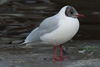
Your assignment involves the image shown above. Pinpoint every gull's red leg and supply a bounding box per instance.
[53,45,62,61]
[60,44,70,59]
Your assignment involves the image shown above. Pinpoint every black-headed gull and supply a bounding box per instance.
[23,5,84,61]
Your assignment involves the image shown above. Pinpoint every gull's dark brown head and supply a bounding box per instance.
[65,6,85,18]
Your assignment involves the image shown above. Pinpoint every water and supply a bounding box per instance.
[0,0,100,43]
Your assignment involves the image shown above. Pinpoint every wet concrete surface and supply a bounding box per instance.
[0,40,100,67]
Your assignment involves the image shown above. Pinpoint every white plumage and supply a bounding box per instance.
[24,6,80,45]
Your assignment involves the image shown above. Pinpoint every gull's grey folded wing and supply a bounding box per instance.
[24,16,59,43]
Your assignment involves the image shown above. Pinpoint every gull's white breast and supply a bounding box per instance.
[40,17,79,45]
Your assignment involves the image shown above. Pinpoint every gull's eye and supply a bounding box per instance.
[70,11,74,14]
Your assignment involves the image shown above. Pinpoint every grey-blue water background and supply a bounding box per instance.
[0,0,100,67]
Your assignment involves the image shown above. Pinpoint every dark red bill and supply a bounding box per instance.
[76,14,85,17]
